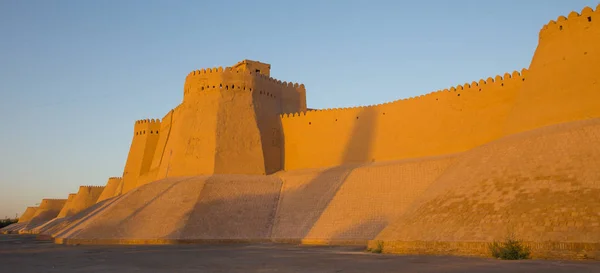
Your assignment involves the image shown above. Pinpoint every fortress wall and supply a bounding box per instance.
[505,5,600,134]
[113,178,124,196]
[137,169,160,187]
[251,75,289,174]
[121,119,161,193]
[153,87,218,178]
[17,206,39,223]
[281,70,525,170]
[22,198,67,232]
[252,75,307,174]
[97,177,122,203]
[149,68,308,178]
[48,118,600,259]
[271,154,456,243]
[254,75,284,174]
[211,76,268,175]
[138,121,161,175]
[144,109,175,182]
[252,72,307,114]
[57,193,78,218]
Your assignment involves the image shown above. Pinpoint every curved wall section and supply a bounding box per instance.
[282,71,525,170]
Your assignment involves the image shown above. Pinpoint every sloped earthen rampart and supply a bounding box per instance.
[371,117,600,259]
[52,175,282,242]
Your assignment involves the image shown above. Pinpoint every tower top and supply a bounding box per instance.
[231,59,271,76]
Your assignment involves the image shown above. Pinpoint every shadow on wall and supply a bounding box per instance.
[341,107,379,165]
[177,176,282,240]
[330,219,389,242]
[167,107,379,241]
[272,107,380,240]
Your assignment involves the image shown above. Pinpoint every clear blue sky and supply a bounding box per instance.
[0,0,598,218]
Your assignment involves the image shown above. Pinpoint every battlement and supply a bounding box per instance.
[40,198,67,202]
[540,5,598,39]
[79,185,105,190]
[184,68,304,91]
[108,176,122,180]
[134,118,161,136]
[135,119,160,124]
[182,61,306,108]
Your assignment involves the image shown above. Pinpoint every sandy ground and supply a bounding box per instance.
[0,235,599,273]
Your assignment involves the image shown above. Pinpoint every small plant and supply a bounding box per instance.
[367,240,384,253]
[489,232,531,260]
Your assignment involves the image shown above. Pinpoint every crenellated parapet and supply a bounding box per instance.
[539,5,598,39]
[183,66,255,100]
[280,69,527,121]
[133,119,161,136]
[182,61,307,113]
[79,185,106,190]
